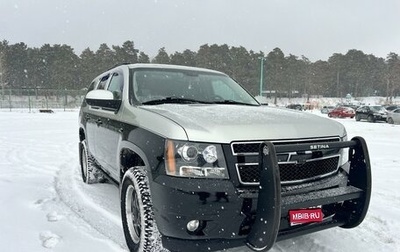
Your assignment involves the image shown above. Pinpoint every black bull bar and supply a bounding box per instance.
[246,136,372,251]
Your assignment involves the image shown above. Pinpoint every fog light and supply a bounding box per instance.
[187,220,200,232]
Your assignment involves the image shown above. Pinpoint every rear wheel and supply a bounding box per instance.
[79,140,105,184]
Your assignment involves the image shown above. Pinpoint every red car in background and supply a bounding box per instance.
[328,106,355,118]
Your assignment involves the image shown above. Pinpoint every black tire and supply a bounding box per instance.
[367,115,375,123]
[121,168,161,252]
[355,114,361,121]
[79,140,104,184]
[388,118,394,124]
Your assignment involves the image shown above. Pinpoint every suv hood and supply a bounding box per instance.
[141,104,345,143]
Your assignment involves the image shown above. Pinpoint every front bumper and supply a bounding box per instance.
[151,137,371,252]
[374,115,387,121]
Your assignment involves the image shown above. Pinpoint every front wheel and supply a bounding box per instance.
[355,114,361,121]
[121,168,163,252]
[367,115,375,123]
[388,118,394,124]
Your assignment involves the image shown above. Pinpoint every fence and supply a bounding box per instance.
[0,88,86,111]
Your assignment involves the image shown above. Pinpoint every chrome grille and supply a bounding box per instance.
[231,137,341,156]
[232,138,341,185]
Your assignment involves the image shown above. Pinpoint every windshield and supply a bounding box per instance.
[370,106,385,112]
[130,68,259,106]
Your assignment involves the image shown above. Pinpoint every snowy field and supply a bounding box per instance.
[0,108,399,252]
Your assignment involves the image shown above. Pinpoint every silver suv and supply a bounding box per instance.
[79,63,371,252]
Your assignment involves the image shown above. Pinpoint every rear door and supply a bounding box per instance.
[88,73,111,163]
[83,79,100,157]
[358,106,369,120]
[93,70,125,178]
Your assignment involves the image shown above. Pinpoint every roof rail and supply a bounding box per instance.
[107,62,131,71]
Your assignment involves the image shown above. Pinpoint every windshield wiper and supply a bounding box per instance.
[142,97,211,105]
[213,100,257,106]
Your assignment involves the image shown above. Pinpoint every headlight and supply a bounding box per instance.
[340,127,348,142]
[339,128,349,167]
[165,140,229,179]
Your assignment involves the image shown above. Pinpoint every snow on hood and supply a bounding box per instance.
[140,104,345,143]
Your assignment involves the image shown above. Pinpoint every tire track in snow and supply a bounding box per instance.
[3,137,75,176]
[3,143,58,175]
[374,190,400,209]
[361,215,396,245]
[54,158,128,251]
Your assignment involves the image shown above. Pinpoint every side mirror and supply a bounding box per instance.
[85,90,122,111]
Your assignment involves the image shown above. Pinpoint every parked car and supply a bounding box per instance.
[328,106,355,118]
[286,103,303,110]
[355,105,388,122]
[321,105,335,114]
[79,63,371,252]
[337,103,360,111]
[387,108,400,124]
[385,105,400,112]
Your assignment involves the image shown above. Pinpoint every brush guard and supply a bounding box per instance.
[245,137,371,251]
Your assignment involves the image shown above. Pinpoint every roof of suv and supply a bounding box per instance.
[125,63,225,75]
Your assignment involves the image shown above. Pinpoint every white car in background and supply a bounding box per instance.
[321,105,335,114]
[387,108,400,124]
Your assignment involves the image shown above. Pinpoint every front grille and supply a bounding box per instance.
[232,137,340,155]
[236,156,339,184]
[232,138,341,185]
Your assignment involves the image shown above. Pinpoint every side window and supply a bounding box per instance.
[87,80,97,92]
[97,74,110,90]
[107,72,124,100]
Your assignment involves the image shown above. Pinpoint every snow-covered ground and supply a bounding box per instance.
[0,108,399,252]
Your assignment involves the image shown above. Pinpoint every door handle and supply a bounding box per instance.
[96,119,103,125]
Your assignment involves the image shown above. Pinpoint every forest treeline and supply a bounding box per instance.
[0,40,399,99]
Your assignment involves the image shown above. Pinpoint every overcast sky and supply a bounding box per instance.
[1,0,399,61]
